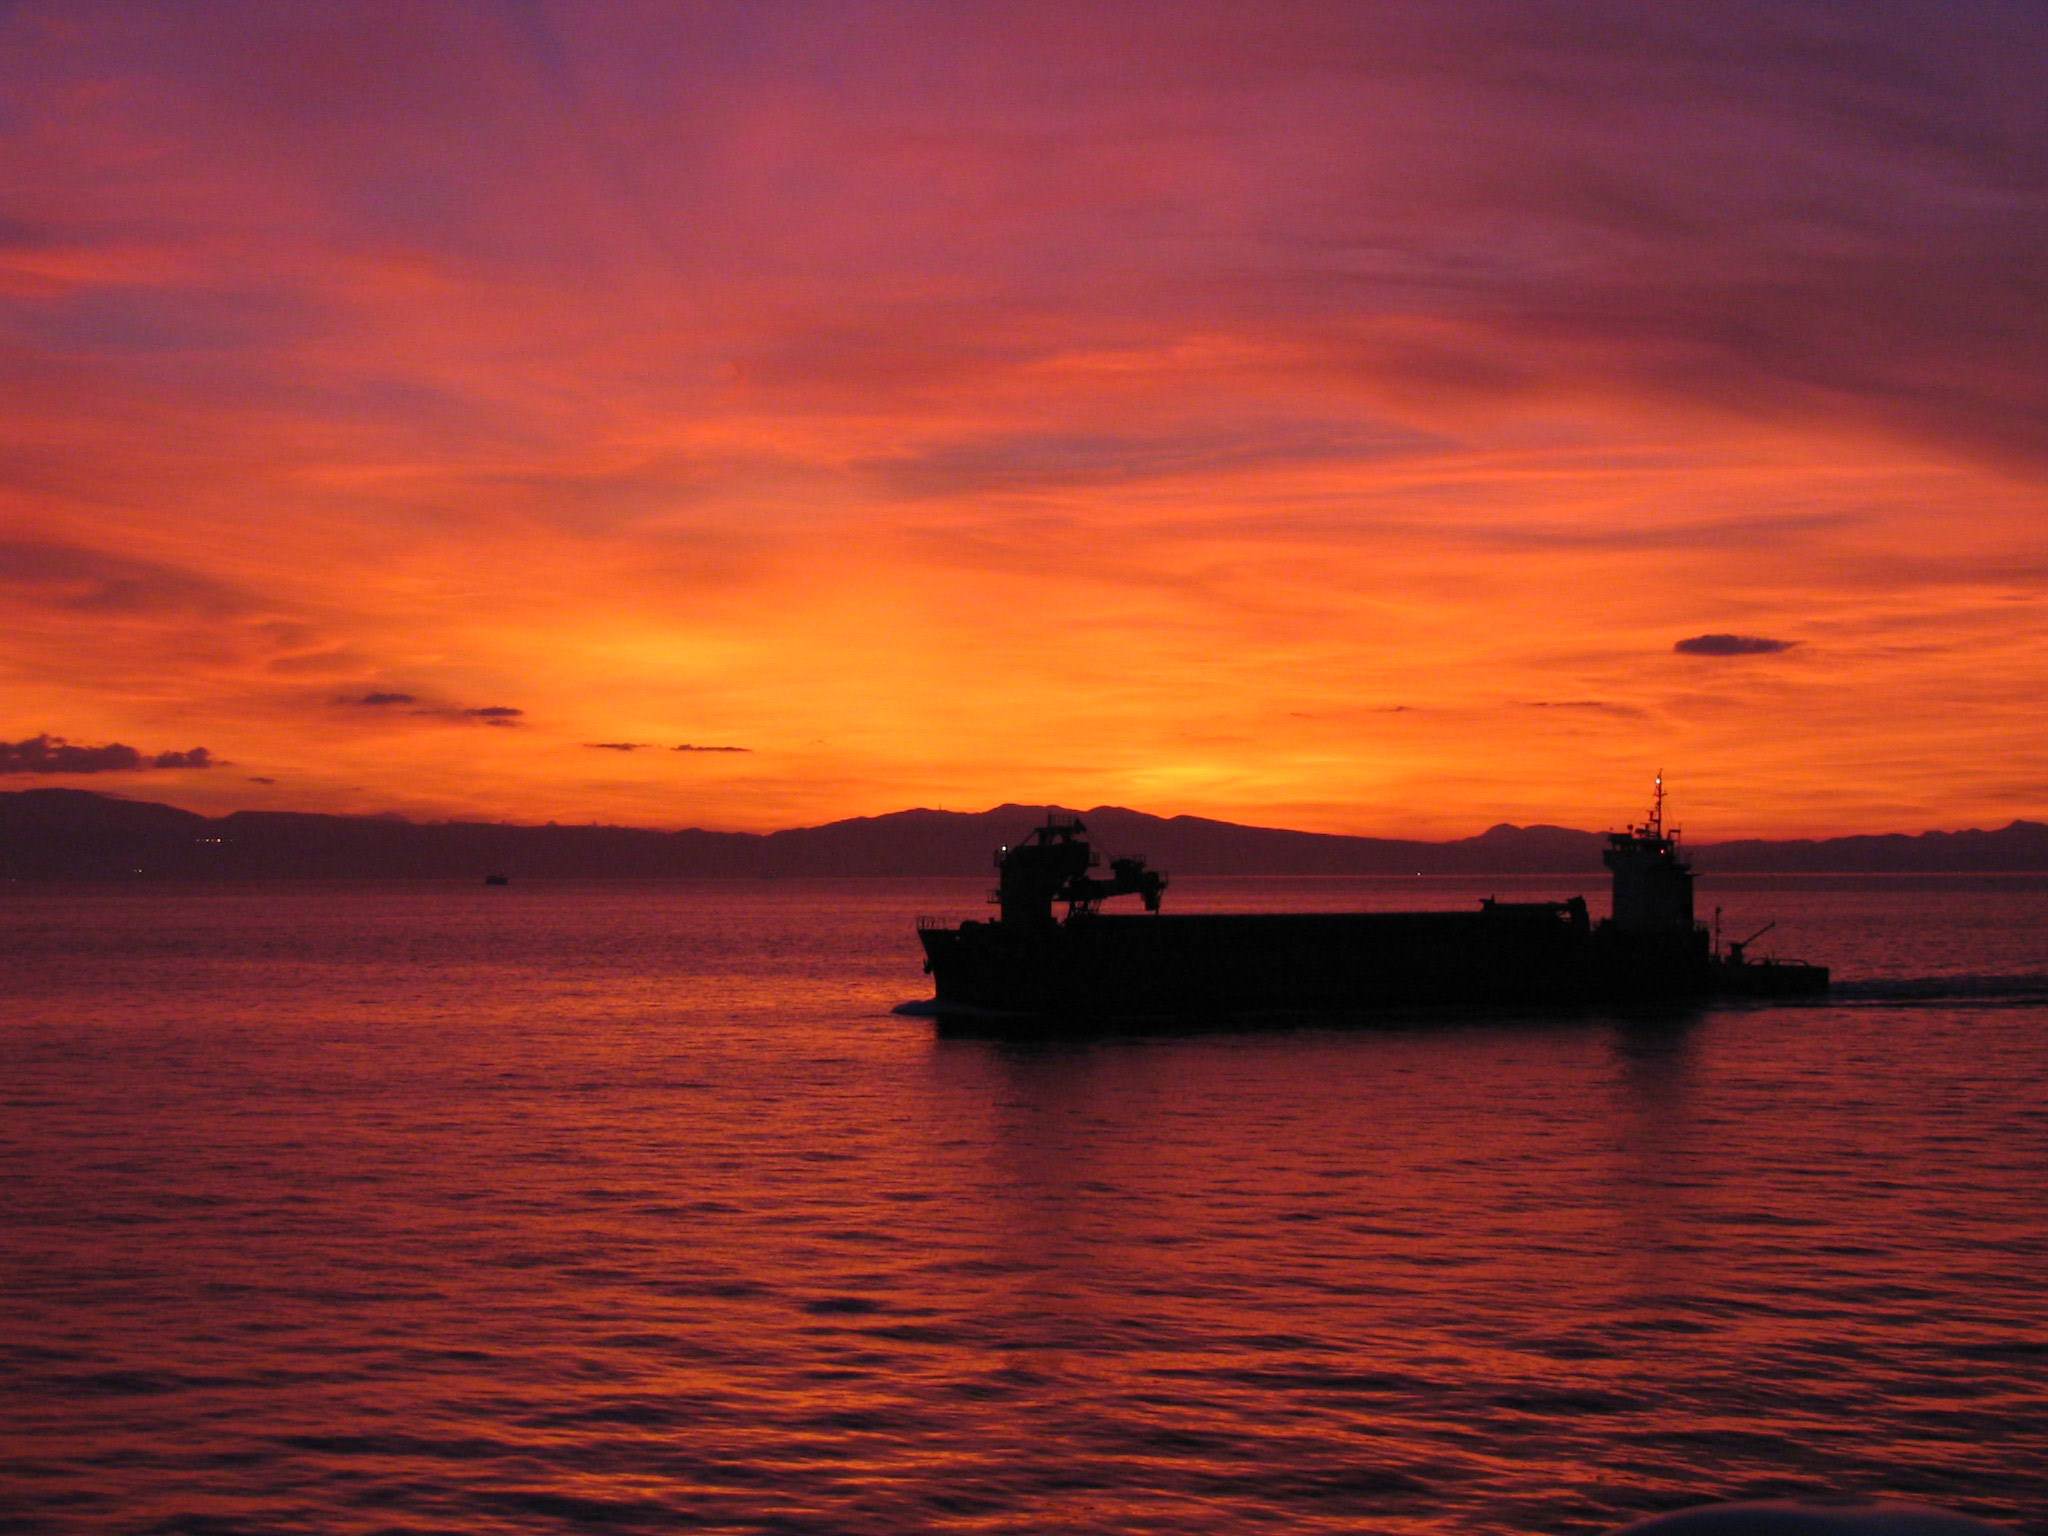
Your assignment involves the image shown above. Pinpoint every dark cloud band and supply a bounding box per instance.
[1,734,219,774]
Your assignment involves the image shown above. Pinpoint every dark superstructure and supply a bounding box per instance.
[915,779,1827,1024]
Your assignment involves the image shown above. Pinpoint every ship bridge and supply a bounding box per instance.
[1602,773,1696,935]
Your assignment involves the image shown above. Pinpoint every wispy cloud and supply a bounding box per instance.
[0,540,255,617]
[335,693,526,726]
[866,422,1435,499]
[1517,700,1645,717]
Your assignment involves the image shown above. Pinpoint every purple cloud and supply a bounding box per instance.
[1,734,221,774]
[1674,634,1798,656]
[151,746,216,768]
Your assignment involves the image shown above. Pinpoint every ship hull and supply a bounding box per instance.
[917,908,1736,1027]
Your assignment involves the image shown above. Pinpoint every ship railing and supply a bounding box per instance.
[916,915,956,932]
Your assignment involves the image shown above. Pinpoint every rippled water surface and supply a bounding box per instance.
[5,875,2045,1534]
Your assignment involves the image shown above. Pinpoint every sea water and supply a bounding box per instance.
[3,875,2044,1534]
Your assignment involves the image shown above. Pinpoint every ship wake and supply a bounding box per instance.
[1826,973,2048,1008]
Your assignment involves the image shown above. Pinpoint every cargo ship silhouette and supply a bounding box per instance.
[915,778,1827,1025]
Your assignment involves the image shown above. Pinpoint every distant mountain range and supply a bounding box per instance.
[3,789,2045,880]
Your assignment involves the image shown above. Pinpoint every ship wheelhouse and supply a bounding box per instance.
[1602,773,1696,936]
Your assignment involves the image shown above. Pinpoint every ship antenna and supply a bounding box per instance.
[1651,771,1664,837]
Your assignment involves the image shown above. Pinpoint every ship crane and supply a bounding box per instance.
[992,817,1167,926]
[1726,921,1776,964]
[1062,855,1168,916]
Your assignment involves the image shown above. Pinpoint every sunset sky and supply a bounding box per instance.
[3,1,2042,838]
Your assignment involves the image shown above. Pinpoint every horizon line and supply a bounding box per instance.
[5,784,2042,849]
